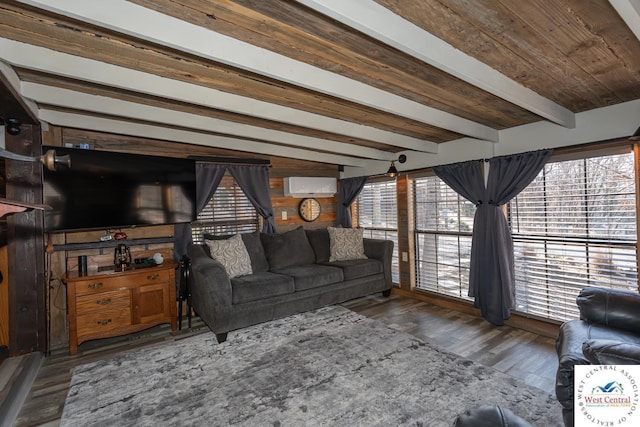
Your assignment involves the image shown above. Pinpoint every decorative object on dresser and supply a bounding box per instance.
[63,261,178,355]
[113,243,132,271]
[59,306,563,426]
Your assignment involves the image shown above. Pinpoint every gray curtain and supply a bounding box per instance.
[432,160,485,204]
[228,165,276,233]
[174,164,226,259]
[337,176,368,227]
[434,149,552,325]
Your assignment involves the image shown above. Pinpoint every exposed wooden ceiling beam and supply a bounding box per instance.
[16,0,498,142]
[297,0,576,129]
[0,61,39,124]
[0,38,438,153]
[609,0,640,42]
[37,110,371,167]
[21,83,398,161]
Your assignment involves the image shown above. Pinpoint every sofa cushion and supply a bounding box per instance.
[261,226,316,270]
[305,228,331,263]
[204,234,252,278]
[327,227,368,262]
[204,231,269,273]
[325,258,383,281]
[230,272,295,304]
[272,264,344,291]
[240,231,269,273]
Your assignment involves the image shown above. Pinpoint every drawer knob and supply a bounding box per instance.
[147,274,160,280]
[96,298,112,305]
[88,282,103,289]
[97,319,112,326]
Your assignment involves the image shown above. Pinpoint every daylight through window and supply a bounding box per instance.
[413,175,475,301]
[191,174,259,243]
[509,152,637,321]
[411,150,638,322]
[356,180,399,283]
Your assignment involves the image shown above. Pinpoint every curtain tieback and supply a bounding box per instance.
[476,200,498,206]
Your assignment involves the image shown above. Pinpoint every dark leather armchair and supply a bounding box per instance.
[453,404,532,427]
[555,287,640,427]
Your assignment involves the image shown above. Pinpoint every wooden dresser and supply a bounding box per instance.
[64,262,178,355]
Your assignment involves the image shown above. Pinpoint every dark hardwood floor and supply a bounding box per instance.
[4,294,559,426]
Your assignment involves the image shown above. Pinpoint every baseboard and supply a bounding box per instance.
[391,287,561,338]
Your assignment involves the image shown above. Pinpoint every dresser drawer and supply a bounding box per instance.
[74,269,171,296]
[65,261,177,355]
[76,289,130,316]
[76,308,132,338]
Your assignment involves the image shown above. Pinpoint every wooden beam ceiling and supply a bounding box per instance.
[1,0,639,166]
[297,0,575,128]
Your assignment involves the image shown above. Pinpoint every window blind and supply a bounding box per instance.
[413,176,474,300]
[357,180,399,283]
[191,175,259,243]
[509,153,637,321]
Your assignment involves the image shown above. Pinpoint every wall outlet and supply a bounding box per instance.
[402,252,408,262]
[281,210,288,221]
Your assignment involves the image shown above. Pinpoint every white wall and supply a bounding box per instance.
[343,99,640,178]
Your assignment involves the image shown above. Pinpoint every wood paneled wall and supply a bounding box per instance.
[0,246,8,355]
[396,174,412,290]
[45,127,340,350]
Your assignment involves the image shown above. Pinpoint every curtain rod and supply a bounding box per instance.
[188,156,270,166]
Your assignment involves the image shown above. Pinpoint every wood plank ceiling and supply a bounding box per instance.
[0,0,639,166]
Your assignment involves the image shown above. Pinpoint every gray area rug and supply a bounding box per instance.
[61,306,563,426]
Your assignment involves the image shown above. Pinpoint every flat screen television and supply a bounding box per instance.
[42,146,197,232]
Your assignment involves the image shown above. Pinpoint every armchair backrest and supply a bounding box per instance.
[577,286,640,333]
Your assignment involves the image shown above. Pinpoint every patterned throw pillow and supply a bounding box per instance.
[327,227,368,262]
[204,234,253,278]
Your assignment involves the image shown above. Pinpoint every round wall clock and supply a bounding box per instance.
[299,198,321,222]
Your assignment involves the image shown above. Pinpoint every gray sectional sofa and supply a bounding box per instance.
[187,226,394,343]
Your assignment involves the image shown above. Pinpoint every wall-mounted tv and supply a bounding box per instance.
[42,146,196,232]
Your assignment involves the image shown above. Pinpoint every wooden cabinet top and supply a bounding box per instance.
[64,261,178,283]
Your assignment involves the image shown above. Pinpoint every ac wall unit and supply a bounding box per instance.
[284,177,337,198]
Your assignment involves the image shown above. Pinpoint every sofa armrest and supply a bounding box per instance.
[187,244,233,333]
[582,339,640,365]
[363,238,394,288]
[555,320,592,411]
[577,286,640,333]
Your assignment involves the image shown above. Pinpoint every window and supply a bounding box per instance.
[413,176,475,300]
[356,180,399,283]
[509,152,637,321]
[411,150,638,323]
[191,174,259,243]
